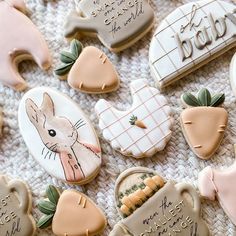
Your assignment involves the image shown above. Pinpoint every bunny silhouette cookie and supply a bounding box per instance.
[0,0,51,91]
[110,167,209,236]
[181,88,228,160]
[0,175,36,236]
[64,0,154,52]
[18,87,102,185]
[95,79,173,158]
[37,185,106,236]
[198,144,236,226]
[55,39,120,94]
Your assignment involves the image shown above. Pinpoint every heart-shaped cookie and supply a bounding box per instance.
[55,40,119,94]
[37,185,107,236]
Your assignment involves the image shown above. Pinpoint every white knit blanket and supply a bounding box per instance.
[0,0,236,235]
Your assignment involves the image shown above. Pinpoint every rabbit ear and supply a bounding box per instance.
[25,98,42,127]
[41,93,55,118]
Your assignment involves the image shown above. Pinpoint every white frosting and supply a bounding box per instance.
[95,79,172,158]
[18,87,101,183]
[149,0,236,88]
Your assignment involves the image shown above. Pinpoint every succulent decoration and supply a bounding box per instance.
[54,39,83,76]
[182,88,225,107]
[37,185,60,228]
[129,115,147,129]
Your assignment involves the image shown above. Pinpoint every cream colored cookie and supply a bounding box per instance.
[37,185,107,236]
[55,40,120,94]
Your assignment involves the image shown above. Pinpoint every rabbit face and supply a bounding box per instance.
[25,93,79,153]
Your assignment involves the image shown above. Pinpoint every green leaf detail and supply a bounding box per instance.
[210,93,225,107]
[198,88,211,106]
[54,63,74,76]
[46,185,60,205]
[38,200,56,215]
[71,39,83,58]
[129,115,137,125]
[60,51,77,64]
[182,93,200,107]
[37,214,54,229]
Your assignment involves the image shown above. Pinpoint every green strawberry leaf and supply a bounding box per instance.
[182,93,200,107]
[46,185,60,205]
[38,200,56,215]
[198,88,211,106]
[37,214,54,229]
[71,39,83,58]
[210,93,225,107]
[60,51,77,64]
[54,63,74,76]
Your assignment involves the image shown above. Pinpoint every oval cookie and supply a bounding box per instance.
[18,87,102,185]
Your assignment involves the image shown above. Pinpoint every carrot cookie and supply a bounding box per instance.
[55,39,119,94]
[110,167,209,236]
[37,185,106,236]
[0,175,36,236]
[149,0,236,88]
[64,0,154,52]
[95,79,173,158]
[18,87,102,185]
[180,88,228,160]
[0,0,51,90]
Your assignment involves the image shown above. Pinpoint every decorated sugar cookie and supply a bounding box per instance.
[198,144,236,226]
[64,0,154,52]
[0,0,51,91]
[55,39,119,94]
[18,87,102,185]
[37,185,106,236]
[181,88,228,160]
[0,175,36,236]
[110,167,209,236]
[149,0,236,88]
[95,79,173,158]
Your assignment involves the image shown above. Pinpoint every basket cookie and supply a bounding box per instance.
[37,185,106,236]
[149,0,236,88]
[95,79,173,158]
[64,0,154,52]
[55,39,120,94]
[0,0,51,91]
[180,88,228,159]
[18,87,102,185]
[110,167,209,236]
[0,175,36,236]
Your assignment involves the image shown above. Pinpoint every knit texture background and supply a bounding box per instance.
[0,0,236,235]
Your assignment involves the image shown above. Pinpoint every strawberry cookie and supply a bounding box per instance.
[37,185,107,236]
[110,167,209,236]
[181,88,227,160]
[55,39,119,94]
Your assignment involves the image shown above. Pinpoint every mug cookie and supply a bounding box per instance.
[198,144,236,225]
[55,39,120,94]
[0,175,36,236]
[110,167,209,236]
[181,88,228,160]
[95,79,173,158]
[37,185,107,236]
[0,0,51,91]
[64,0,154,52]
[18,87,102,185]
[149,0,236,88]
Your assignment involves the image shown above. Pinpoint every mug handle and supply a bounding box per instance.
[8,180,30,213]
[175,183,201,216]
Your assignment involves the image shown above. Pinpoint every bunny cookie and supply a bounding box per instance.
[0,0,51,91]
[64,0,154,52]
[18,87,102,185]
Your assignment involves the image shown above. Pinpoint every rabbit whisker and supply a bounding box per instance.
[44,151,49,159]
[41,147,45,155]
[49,152,53,160]
[76,123,86,129]
[74,119,83,127]
[49,143,57,150]
[54,152,57,160]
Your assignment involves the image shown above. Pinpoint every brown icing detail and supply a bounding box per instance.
[52,190,106,236]
[0,0,51,91]
[194,145,202,148]
[82,198,87,208]
[184,121,192,124]
[64,0,154,52]
[181,107,228,160]
[218,129,225,133]
[0,175,36,236]
[68,46,119,94]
